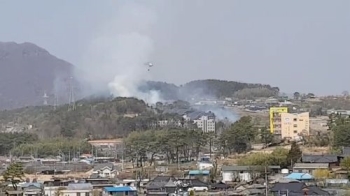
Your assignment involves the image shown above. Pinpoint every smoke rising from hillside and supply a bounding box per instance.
[75,1,161,103]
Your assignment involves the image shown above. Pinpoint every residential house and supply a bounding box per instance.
[21,183,44,196]
[292,163,329,174]
[93,163,117,178]
[178,179,208,192]
[301,154,340,168]
[270,182,330,196]
[43,179,75,187]
[85,178,116,190]
[145,176,177,195]
[197,161,213,170]
[210,182,229,191]
[6,190,24,196]
[284,173,314,182]
[103,186,137,196]
[221,165,280,183]
[188,170,210,181]
[59,183,93,196]
[233,184,266,196]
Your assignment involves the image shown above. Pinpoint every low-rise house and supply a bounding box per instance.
[197,161,213,170]
[270,182,330,195]
[60,183,93,196]
[285,173,314,181]
[221,165,280,183]
[178,179,208,192]
[21,182,44,196]
[210,182,230,191]
[103,186,137,196]
[292,163,329,174]
[93,163,117,178]
[188,170,210,181]
[301,154,340,168]
[6,190,24,196]
[145,176,177,195]
[85,177,114,188]
[43,179,74,187]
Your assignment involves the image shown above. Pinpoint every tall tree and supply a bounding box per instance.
[218,116,256,154]
[342,91,349,97]
[340,157,350,173]
[306,93,315,98]
[293,92,300,100]
[260,126,273,146]
[3,163,24,190]
[287,142,302,165]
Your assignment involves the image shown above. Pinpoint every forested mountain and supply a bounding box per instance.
[0,42,73,110]
[0,97,179,139]
[140,79,279,100]
[0,41,279,110]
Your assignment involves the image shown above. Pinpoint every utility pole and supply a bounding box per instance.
[209,136,212,160]
[121,141,124,171]
[265,166,268,196]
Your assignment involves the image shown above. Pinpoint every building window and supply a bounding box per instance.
[293,124,297,128]
[77,193,81,196]
[86,193,90,196]
[293,118,297,121]
[293,130,298,133]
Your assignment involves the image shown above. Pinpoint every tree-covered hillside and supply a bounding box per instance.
[140,79,279,100]
[0,97,162,139]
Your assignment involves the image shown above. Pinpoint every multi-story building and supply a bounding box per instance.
[279,112,310,140]
[269,107,288,134]
[193,113,216,132]
[270,107,310,140]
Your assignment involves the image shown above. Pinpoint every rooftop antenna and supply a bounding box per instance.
[43,91,49,105]
[68,76,76,111]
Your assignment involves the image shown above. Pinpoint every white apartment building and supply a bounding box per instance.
[194,115,216,132]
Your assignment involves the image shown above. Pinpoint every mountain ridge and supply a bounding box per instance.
[0,41,279,110]
[0,41,73,110]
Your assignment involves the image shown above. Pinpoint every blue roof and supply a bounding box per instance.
[285,173,314,180]
[189,170,210,175]
[104,186,136,192]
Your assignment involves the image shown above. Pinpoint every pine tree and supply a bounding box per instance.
[3,162,24,190]
[287,141,302,166]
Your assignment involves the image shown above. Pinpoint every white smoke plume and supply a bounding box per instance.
[76,1,161,104]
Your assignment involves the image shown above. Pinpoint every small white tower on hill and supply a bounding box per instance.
[43,92,49,105]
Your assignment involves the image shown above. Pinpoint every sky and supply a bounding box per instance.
[0,0,349,95]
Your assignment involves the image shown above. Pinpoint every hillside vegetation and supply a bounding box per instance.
[141,79,279,100]
[0,97,158,139]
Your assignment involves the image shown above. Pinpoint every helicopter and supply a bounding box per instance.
[145,62,153,71]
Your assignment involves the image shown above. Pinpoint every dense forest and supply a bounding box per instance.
[139,79,279,100]
[0,97,162,139]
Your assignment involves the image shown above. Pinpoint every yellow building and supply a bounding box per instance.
[279,112,310,140]
[269,107,288,133]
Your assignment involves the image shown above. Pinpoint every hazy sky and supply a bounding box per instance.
[0,0,349,95]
